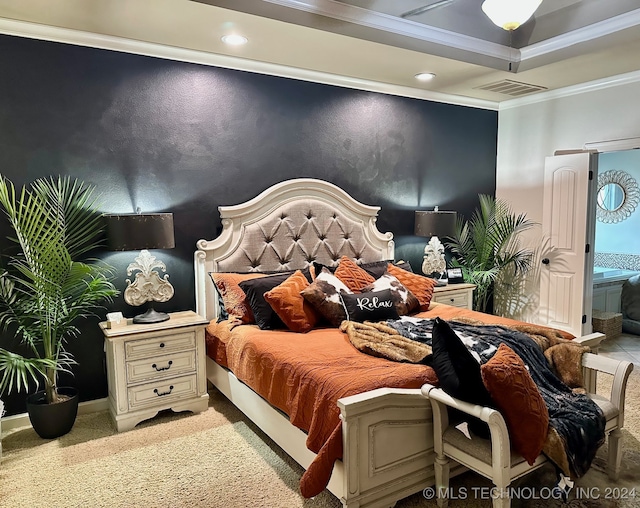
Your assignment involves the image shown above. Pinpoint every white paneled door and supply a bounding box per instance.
[540,152,597,337]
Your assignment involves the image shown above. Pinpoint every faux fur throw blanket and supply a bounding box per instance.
[341,317,605,478]
[340,318,588,389]
[340,320,433,363]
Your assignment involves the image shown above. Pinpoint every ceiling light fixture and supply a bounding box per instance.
[221,34,248,46]
[481,0,542,31]
[415,72,436,81]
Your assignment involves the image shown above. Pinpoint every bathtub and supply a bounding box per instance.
[593,266,639,282]
[592,267,639,313]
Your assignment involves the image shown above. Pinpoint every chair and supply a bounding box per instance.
[421,353,634,508]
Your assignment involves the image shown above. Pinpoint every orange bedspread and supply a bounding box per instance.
[205,302,573,497]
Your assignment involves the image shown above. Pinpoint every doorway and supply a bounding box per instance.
[592,148,640,315]
[541,139,640,337]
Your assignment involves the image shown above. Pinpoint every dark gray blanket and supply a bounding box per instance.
[388,317,606,478]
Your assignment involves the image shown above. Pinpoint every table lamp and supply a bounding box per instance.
[414,208,456,285]
[104,212,175,323]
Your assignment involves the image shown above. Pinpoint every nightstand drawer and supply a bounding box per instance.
[127,374,198,410]
[433,291,469,308]
[100,310,209,431]
[126,351,197,384]
[125,332,196,360]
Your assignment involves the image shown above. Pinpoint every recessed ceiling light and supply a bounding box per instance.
[221,34,248,46]
[415,72,436,82]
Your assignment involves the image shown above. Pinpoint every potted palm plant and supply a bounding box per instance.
[0,175,118,438]
[445,194,535,314]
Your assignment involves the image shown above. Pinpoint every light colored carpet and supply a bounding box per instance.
[1,370,639,508]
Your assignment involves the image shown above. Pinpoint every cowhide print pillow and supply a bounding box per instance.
[361,272,420,316]
[301,267,353,327]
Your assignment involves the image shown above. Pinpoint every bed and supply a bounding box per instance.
[193,178,611,508]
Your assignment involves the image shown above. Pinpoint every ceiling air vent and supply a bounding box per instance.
[475,79,547,97]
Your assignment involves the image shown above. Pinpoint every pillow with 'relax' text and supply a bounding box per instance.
[340,289,399,323]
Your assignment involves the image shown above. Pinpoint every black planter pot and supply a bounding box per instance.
[26,386,79,439]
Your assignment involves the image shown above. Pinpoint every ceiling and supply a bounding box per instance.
[1,0,639,107]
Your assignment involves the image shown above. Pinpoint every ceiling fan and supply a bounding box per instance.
[401,0,544,31]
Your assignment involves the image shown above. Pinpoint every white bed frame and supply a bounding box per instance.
[194,178,462,507]
[193,178,607,508]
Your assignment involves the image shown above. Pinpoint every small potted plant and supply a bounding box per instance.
[0,175,118,438]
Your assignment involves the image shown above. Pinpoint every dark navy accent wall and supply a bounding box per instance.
[0,34,497,415]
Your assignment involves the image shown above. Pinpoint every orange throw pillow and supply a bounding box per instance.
[386,263,436,311]
[210,272,266,323]
[480,343,549,465]
[264,270,320,333]
[334,256,375,292]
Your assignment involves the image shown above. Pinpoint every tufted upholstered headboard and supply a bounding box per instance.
[194,178,394,320]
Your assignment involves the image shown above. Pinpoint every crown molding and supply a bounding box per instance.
[0,17,498,111]
[261,0,516,63]
[499,68,640,110]
[520,8,640,62]
[584,137,640,152]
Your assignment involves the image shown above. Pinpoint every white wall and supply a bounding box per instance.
[495,74,640,323]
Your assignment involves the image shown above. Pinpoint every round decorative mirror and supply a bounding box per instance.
[597,183,625,211]
[596,170,640,223]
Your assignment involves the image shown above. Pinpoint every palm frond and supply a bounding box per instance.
[0,175,119,401]
[0,349,61,394]
[31,176,106,258]
[445,194,536,313]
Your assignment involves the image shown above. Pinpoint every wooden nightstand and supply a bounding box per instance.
[432,283,476,310]
[99,310,210,432]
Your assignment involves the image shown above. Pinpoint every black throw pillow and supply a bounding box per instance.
[340,289,400,322]
[430,317,493,406]
[360,259,413,278]
[239,269,312,330]
[430,317,494,438]
[313,260,413,280]
[358,259,393,278]
[211,268,303,323]
[312,261,338,277]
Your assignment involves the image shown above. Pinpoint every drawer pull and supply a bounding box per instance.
[159,342,165,348]
[152,360,173,372]
[153,385,174,397]
[450,298,455,302]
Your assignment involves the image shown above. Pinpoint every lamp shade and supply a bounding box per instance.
[482,0,542,31]
[414,210,456,238]
[104,213,175,251]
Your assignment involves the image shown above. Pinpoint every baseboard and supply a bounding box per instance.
[0,397,109,432]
